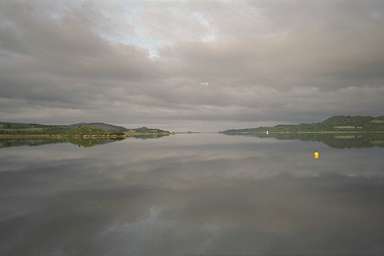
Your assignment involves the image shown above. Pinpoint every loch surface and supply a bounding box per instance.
[1,133,384,256]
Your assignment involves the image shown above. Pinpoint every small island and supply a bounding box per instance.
[0,122,173,147]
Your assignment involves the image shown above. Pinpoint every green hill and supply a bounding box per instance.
[69,122,128,132]
[222,115,384,135]
[0,122,171,139]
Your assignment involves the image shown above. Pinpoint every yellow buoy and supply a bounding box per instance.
[313,151,320,159]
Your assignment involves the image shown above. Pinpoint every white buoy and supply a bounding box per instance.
[266,130,269,135]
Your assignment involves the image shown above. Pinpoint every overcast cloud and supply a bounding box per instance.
[1,0,384,130]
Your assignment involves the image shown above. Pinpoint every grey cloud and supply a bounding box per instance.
[0,0,383,129]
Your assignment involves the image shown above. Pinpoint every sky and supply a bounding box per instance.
[0,0,384,131]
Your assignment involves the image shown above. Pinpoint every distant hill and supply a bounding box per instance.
[132,127,169,133]
[0,122,65,130]
[0,122,171,139]
[0,122,128,132]
[69,122,128,132]
[222,115,384,134]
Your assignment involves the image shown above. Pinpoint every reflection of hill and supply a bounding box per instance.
[0,138,116,149]
[0,139,65,148]
[0,134,170,149]
[130,133,170,139]
[67,138,122,148]
[226,133,384,149]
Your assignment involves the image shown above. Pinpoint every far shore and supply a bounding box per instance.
[0,134,131,139]
[227,131,384,135]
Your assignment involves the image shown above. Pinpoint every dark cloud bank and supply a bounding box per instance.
[1,0,384,131]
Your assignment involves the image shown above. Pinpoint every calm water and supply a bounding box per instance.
[1,133,384,256]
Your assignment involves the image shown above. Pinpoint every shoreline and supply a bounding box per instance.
[0,133,171,139]
[222,131,384,135]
